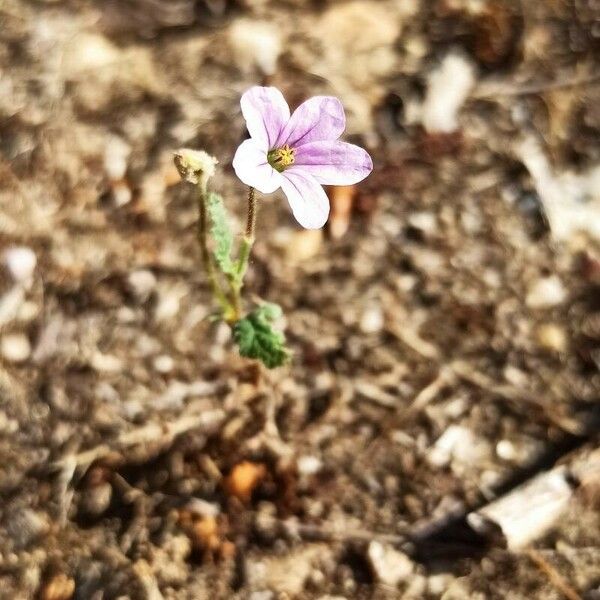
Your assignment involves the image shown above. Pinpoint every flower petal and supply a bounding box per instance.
[240,86,291,151]
[276,96,345,148]
[280,168,330,229]
[232,139,283,194]
[293,141,373,185]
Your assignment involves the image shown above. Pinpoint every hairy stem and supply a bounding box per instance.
[236,187,257,281]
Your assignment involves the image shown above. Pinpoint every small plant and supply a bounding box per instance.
[175,86,372,368]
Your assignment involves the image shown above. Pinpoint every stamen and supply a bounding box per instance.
[267,144,296,172]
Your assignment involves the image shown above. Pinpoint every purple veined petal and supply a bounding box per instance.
[275,96,345,148]
[280,167,330,229]
[240,86,291,151]
[293,140,373,185]
[232,139,283,194]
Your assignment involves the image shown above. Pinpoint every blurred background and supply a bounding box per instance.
[1,0,600,598]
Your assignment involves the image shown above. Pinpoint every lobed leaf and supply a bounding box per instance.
[233,303,290,369]
[206,193,236,277]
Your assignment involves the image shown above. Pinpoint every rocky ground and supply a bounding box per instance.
[1,0,600,598]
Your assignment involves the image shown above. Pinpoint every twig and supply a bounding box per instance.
[525,548,582,600]
[274,516,409,547]
[386,319,440,360]
[451,361,584,435]
[112,473,151,553]
[396,368,454,424]
[52,408,225,474]
[473,72,600,99]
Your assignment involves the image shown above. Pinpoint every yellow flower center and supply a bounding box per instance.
[267,144,296,172]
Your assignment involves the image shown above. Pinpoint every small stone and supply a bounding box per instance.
[427,425,491,468]
[127,269,157,303]
[408,211,437,234]
[3,246,37,285]
[153,354,175,373]
[104,136,131,181]
[111,180,132,207]
[228,19,282,76]
[90,352,123,373]
[367,541,414,587]
[536,323,567,352]
[154,285,187,322]
[1,333,31,363]
[526,276,567,308]
[18,301,40,322]
[0,287,26,327]
[427,573,456,598]
[80,482,112,517]
[7,509,49,549]
[41,573,76,600]
[297,455,322,476]
[285,229,323,264]
[249,592,275,600]
[359,305,384,334]
[422,53,475,133]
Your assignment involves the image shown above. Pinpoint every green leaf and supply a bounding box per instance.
[206,193,236,277]
[233,303,290,369]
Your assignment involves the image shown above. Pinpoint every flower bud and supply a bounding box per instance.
[173,148,218,186]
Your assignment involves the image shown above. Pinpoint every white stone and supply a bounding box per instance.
[526,275,567,308]
[154,284,187,322]
[127,269,157,303]
[367,541,414,587]
[297,455,323,476]
[153,354,174,374]
[408,211,437,234]
[229,20,282,76]
[104,135,131,180]
[1,333,31,363]
[90,351,123,373]
[3,247,36,284]
[63,32,122,74]
[422,53,476,133]
[427,425,490,468]
[359,305,384,334]
[518,136,600,241]
[0,287,25,327]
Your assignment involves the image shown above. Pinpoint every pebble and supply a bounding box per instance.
[526,275,567,308]
[0,287,26,327]
[104,135,131,180]
[422,53,475,133]
[90,351,123,373]
[127,269,157,303]
[1,333,31,363]
[80,482,112,517]
[40,573,75,600]
[3,246,37,285]
[427,425,491,468]
[408,211,437,235]
[297,455,323,477]
[154,284,187,322]
[428,573,455,595]
[228,19,282,76]
[367,541,414,587]
[153,354,175,374]
[6,509,49,549]
[359,305,384,334]
[536,323,567,352]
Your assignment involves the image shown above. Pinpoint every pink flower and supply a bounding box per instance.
[232,86,373,229]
